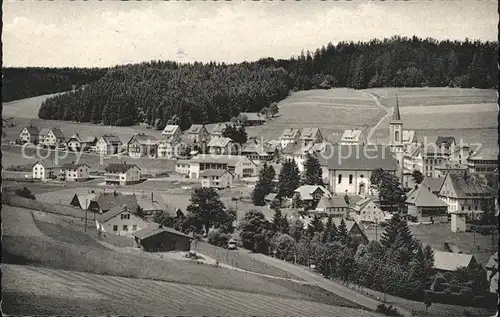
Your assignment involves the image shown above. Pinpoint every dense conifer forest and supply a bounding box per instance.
[2,67,108,102]
[5,36,498,128]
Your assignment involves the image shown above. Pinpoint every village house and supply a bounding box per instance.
[127,133,158,158]
[175,159,191,176]
[350,197,391,224]
[299,127,323,147]
[161,124,183,141]
[134,192,167,220]
[17,125,40,144]
[209,123,227,141]
[403,143,453,178]
[157,137,180,158]
[132,223,193,252]
[32,160,58,180]
[402,130,418,145]
[320,145,398,196]
[96,205,149,236]
[331,218,369,245]
[185,124,209,145]
[70,192,99,211]
[59,162,90,182]
[95,134,122,156]
[283,142,327,173]
[104,163,141,185]
[467,147,498,175]
[293,185,331,210]
[433,251,479,273]
[67,133,97,152]
[405,184,449,223]
[434,162,468,178]
[200,169,233,189]
[187,154,257,179]
[240,140,271,164]
[280,128,301,149]
[340,129,365,145]
[70,191,139,213]
[207,137,235,155]
[438,171,495,217]
[315,195,349,218]
[39,127,65,147]
[240,112,267,126]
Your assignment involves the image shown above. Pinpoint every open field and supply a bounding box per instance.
[364,223,498,266]
[2,264,377,317]
[245,88,384,141]
[365,88,498,146]
[2,92,68,119]
[2,204,371,315]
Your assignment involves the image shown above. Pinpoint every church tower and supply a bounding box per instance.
[389,95,405,184]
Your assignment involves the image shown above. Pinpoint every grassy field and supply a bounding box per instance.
[2,92,68,119]
[2,204,371,315]
[245,88,384,141]
[365,88,498,147]
[2,264,378,317]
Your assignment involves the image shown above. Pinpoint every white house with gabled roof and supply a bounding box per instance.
[340,129,365,145]
[188,154,257,179]
[18,126,40,144]
[32,160,59,180]
[96,135,122,155]
[280,128,301,149]
[161,125,182,141]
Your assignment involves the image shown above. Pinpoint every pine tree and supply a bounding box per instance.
[252,163,275,206]
[303,153,323,185]
[278,159,301,198]
[272,207,284,233]
[322,215,337,243]
[307,214,324,237]
[380,213,415,263]
[337,218,350,245]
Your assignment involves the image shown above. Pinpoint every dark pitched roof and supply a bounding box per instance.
[405,185,448,207]
[186,124,207,134]
[95,192,139,212]
[104,163,141,173]
[200,169,233,177]
[280,128,301,139]
[447,172,492,198]
[61,162,90,169]
[317,195,348,209]
[392,97,401,121]
[132,223,193,240]
[321,145,398,171]
[32,159,59,169]
[101,134,122,145]
[23,126,40,135]
[468,147,499,161]
[435,136,456,147]
[129,133,157,145]
[422,177,446,193]
[50,128,65,139]
[97,205,135,223]
[210,123,227,134]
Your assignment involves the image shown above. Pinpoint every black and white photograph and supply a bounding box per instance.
[1,1,499,316]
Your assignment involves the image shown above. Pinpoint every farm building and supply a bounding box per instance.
[264,193,278,205]
[280,128,301,149]
[104,163,141,185]
[134,193,167,219]
[187,154,257,179]
[200,169,233,189]
[405,184,448,223]
[185,124,209,144]
[293,185,331,210]
[433,251,480,273]
[132,223,194,252]
[95,134,122,155]
[67,133,97,151]
[437,171,495,216]
[96,205,149,236]
[17,125,40,144]
[350,197,391,224]
[467,147,498,175]
[340,129,365,146]
[32,160,59,180]
[240,112,267,126]
[59,162,90,182]
[299,127,323,147]
[315,195,349,218]
[39,127,65,147]
[70,192,99,211]
[320,145,398,195]
[161,125,182,141]
[127,133,158,158]
[207,137,235,155]
[209,123,227,141]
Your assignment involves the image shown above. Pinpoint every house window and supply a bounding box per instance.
[338,174,342,184]
[113,225,118,231]
[395,131,400,142]
[132,224,137,231]
[121,214,130,220]
[360,174,364,178]
[349,175,353,184]
[123,225,128,231]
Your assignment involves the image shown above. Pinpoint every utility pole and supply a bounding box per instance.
[375,219,378,241]
[85,200,88,232]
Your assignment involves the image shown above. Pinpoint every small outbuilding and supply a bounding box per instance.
[132,224,194,252]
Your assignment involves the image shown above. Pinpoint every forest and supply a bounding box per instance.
[8,36,499,128]
[2,67,108,102]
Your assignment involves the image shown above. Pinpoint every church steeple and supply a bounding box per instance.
[392,94,401,122]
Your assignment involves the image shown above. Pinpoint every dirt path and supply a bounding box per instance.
[362,91,390,144]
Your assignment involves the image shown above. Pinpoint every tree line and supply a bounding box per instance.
[24,35,500,128]
[2,67,108,102]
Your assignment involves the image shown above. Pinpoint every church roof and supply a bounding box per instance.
[391,96,402,122]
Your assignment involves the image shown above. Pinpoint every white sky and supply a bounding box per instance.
[3,0,497,67]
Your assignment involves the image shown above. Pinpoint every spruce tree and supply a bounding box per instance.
[252,163,275,206]
[380,213,415,263]
[303,153,323,185]
[337,218,350,245]
[307,214,324,237]
[278,159,301,198]
[272,207,284,233]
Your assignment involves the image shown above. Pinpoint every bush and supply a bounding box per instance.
[459,287,473,297]
[207,229,231,248]
[15,187,36,200]
[376,304,403,316]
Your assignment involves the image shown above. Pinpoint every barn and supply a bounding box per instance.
[132,224,194,252]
